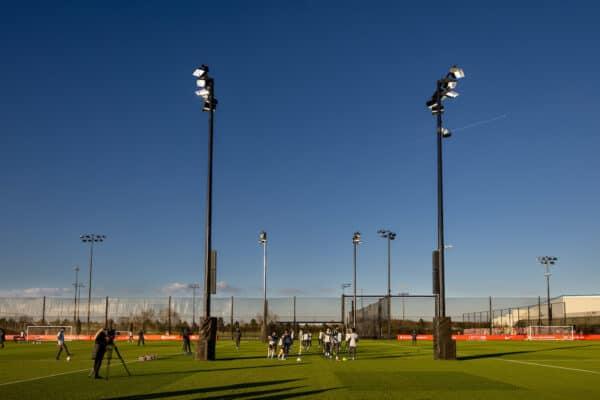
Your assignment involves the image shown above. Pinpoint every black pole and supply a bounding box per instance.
[546,260,552,326]
[353,241,357,329]
[87,239,94,336]
[436,81,446,318]
[204,92,214,323]
[387,236,391,339]
[105,296,109,328]
[73,267,78,324]
[42,296,46,324]
[168,296,172,334]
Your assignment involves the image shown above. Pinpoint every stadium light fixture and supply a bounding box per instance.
[259,231,268,342]
[79,233,106,336]
[192,64,219,361]
[378,229,397,338]
[425,65,465,360]
[537,256,558,326]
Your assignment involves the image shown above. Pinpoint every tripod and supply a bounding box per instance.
[105,343,131,380]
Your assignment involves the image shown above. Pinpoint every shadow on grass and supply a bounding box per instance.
[134,362,300,377]
[458,344,593,361]
[217,354,283,361]
[103,379,301,400]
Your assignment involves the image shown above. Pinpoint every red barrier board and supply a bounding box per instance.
[397,334,600,341]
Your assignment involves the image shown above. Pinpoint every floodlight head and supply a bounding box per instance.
[195,88,209,97]
[445,90,459,98]
[259,231,267,244]
[353,231,361,244]
[449,65,465,79]
[196,79,207,88]
[446,80,457,89]
[389,233,396,240]
[192,65,209,78]
[442,127,452,138]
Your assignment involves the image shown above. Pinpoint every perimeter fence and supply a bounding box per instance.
[1,295,598,338]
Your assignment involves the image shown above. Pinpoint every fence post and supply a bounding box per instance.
[293,296,297,333]
[538,296,542,325]
[489,296,492,334]
[230,296,234,340]
[341,295,345,327]
[168,296,172,335]
[105,296,109,328]
[42,296,46,324]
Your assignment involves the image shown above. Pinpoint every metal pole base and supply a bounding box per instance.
[195,317,217,361]
[261,323,268,343]
[433,317,456,360]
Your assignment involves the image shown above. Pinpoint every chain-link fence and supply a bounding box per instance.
[2,295,599,337]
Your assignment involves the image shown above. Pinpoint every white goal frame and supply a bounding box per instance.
[526,325,574,341]
[26,326,74,342]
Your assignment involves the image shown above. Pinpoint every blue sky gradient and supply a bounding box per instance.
[1,1,599,299]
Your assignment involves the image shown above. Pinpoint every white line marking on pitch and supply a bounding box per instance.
[0,352,182,387]
[501,359,600,375]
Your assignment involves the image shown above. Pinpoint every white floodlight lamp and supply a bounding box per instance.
[192,67,206,78]
[446,80,457,89]
[195,89,210,97]
[442,127,452,138]
[449,65,465,79]
[445,90,459,98]
[196,79,207,88]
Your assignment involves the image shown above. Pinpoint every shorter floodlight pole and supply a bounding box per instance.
[537,256,558,326]
[352,232,361,330]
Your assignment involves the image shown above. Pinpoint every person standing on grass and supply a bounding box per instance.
[182,327,192,354]
[233,327,242,350]
[91,328,107,379]
[267,333,276,359]
[0,327,5,348]
[346,328,359,360]
[55,327,72,360]
[138,329,145,346]
[128,330,134,343]
[411,330,418,345]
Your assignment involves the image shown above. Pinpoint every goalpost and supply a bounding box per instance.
[526,325,574,341]
[26,326,74,342]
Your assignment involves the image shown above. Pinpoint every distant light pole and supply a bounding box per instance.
[80,234,105,336]
[189,283,200,333]
[193,64,218,360]
[259,231,268,342]
[72,266,80,323]
[352,232,361,329]
[378,229,396,338]
[537,256,558,326]
[425,65,465,360]
[341,283,351,296]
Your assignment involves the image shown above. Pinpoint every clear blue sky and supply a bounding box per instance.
[1,0,598,300]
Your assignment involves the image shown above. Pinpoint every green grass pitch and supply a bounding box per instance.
[1,339,599,399]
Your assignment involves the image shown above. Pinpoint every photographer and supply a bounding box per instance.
[91,328,108,379]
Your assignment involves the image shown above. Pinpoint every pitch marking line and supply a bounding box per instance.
[0,352,182,387]
[501,359,600,375]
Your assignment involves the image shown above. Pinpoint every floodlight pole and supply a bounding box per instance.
[193,64,218,361]
[352,232,360,330]
[537,256,557,326]
[80,234,105,336]
[259,231,268,342]
[426,66,464,360]
[436,81,446,320]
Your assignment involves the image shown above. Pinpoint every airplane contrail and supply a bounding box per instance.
[452,114,507,132]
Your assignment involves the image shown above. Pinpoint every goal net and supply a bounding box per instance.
[526,325,574,341]
[26,326,73,342]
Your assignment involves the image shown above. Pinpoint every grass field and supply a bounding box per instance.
[1,339,599,399]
